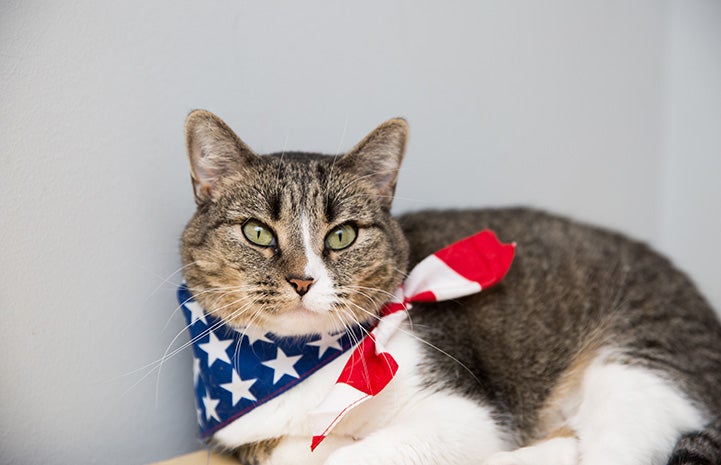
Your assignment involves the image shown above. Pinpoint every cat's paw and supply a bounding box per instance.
[483,451,522,465]
[258,436,349,465]
[483,437,578,465]
[322,447,364,465]
[323,442,385,465]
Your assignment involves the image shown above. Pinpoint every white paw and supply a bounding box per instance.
[323,442,385,465]
[323,447,362,465]
[484,437,579,465]
[484,450,523,465]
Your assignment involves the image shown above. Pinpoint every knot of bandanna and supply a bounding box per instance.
[308,230,515,449]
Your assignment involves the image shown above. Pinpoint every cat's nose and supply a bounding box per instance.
[287,276,316,296]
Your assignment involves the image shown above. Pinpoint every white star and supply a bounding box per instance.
[185,300,207,325]
[307,331,344,357]
[262,348,302,384]
[198,331,233,367]
[220,370,257,405]
[240,325,273,345]
[196,407,204,426]
[202,391,220,422]
[192,357,201,385]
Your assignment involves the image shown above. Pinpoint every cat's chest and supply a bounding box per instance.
[212,323,426,447]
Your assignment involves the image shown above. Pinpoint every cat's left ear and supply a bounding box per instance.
[339,118,408,209]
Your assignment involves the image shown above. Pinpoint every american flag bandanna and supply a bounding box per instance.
[178,284,375,438]
[178,229,515,449]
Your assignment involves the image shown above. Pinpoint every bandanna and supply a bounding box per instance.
[178,230,515,448]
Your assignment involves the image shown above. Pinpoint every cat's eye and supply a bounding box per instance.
[241,219,277,247]
[325,223,358,251]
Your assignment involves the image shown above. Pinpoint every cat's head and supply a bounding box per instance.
[181,110,410,336]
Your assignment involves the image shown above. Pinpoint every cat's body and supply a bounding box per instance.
[403,207,721,437]
[180,110,721,465]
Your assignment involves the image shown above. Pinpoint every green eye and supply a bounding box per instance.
[325,223,358,251]
[241,219,276,247]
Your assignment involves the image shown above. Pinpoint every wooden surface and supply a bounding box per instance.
[151,450,238,465]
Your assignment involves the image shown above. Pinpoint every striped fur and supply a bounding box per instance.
[668,419,721,465]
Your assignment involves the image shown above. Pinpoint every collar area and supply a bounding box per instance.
[178,284,374,438]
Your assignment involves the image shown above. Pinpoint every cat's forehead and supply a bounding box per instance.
[265,152,336,188]
[216,152,376,225]
[261,152,337,207]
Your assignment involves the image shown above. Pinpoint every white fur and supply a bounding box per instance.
[484,351,707,465]
[569,352,706,465]
[485,437,579,465]
[300,214,337,313]
[213,321,511,464]
[213,335,706,465]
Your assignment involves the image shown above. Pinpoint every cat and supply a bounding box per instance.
[179,109,721,465]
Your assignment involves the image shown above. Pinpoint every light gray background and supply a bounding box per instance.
[1,1,720,464]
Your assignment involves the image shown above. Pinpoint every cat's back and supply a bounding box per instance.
[397,207,715,321]
[400,207,647,268]
[397,207,721,433]
[398,207,669,316]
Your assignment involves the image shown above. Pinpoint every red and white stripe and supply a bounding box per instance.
[309,230,515,450]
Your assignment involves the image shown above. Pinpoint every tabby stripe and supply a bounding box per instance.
[694,430,721,450]
[667,450,713,465]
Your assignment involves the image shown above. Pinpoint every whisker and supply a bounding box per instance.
[396,326,484,388]
[348,280,413,331]
[342,284,415,332]
[326,115,349,189]
[146,261,199,303]
[345,284,398,301]
[274,136,288,193]
[339,289,482,388]
[393,267,410,279]
[336,305,374,386]
[162,283,256,332]
[332,167,400,201]
[232,300,266,373]
[152,294,259,403]
[116,290,260,399]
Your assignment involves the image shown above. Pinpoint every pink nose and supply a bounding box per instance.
[287,276,316,296]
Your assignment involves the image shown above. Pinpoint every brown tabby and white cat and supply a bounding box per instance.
[180,110,721,465]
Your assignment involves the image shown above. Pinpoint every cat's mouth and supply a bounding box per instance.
[287,304,325,317]
[261,303,337,336]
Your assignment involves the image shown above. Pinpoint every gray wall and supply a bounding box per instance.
[1,1,719,464]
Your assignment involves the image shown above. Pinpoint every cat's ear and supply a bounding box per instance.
[184,110,259,205]
[339,118,408,209]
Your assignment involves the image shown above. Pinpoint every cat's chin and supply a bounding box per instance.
[261,305,342,337]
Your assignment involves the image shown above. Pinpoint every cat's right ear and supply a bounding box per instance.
[184,110,258,205]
